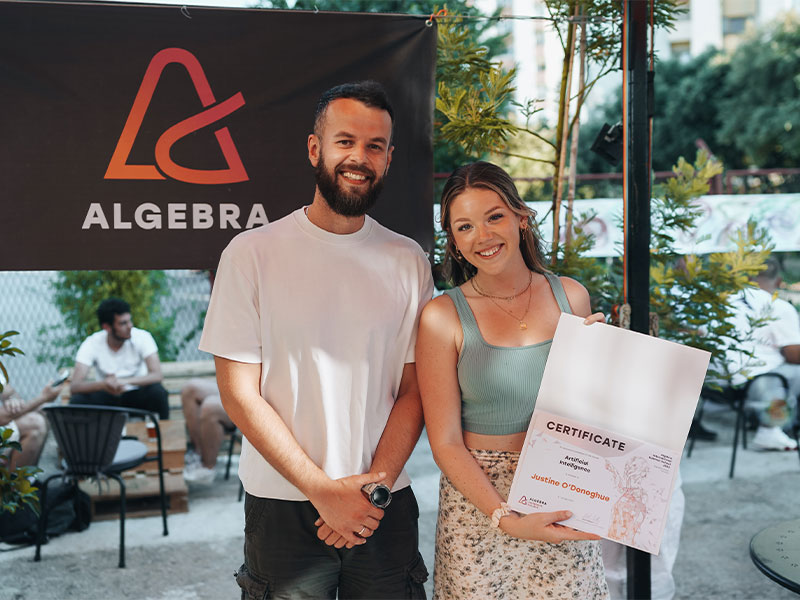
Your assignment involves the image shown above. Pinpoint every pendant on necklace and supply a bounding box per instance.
[519,322,528,330]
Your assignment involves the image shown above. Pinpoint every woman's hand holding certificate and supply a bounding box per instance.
[498,509,602,543]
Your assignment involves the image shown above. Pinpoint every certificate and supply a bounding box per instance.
[508,409,680,554]
[507,313,710,554]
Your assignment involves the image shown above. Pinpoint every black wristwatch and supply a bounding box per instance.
[361,483,392,508]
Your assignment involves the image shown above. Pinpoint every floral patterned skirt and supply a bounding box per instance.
[433,448,609,600]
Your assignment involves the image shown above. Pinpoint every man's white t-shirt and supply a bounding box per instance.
[75,327,159,391]
[199,208,433,501]
[727,287,800,384]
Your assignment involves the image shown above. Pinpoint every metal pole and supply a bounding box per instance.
[624,0,652,597]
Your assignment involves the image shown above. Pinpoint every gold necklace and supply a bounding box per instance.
[471,277,533,330]
[471,270,533,301]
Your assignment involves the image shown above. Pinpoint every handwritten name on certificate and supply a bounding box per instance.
[508,410,680,554]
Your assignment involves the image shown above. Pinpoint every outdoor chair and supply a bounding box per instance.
[34,404,168,568]
[223,423,238,481]
[122,406,169,536]
[688,372,800,478]
[222,424,245,502]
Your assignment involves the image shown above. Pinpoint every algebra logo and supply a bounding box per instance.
[105,48,248,185]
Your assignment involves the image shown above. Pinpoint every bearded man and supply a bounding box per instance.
[70,297,169,419]
[199,81,433,599]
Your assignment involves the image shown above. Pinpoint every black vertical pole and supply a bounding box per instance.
[625,0,652,598]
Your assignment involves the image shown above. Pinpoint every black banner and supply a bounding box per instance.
[0,1,436,269]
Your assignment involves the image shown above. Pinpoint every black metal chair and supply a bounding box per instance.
[688,372,799,478]
[223,424,238,481]
[34,404,167,568]
[222,424,245,502]
[121,407,169,537]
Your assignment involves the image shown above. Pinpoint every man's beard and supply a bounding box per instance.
[315,150,385,217]
[110,327,130,343]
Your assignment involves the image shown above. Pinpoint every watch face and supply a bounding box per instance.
[371,485,391,508]
[363,483,392,508]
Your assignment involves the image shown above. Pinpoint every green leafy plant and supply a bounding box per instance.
[0,428,42,515]
[556,151,773,381]
[582,17,800,176]
[0,336,42,515]
[0,331,24,393]
[645,153,772,382]
[37,271,178,368]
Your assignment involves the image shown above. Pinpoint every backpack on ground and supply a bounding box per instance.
[0,479,91,545]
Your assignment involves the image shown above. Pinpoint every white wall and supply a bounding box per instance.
[689,0,723,55]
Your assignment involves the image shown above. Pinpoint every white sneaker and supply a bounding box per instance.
[184,449,201,467]
[751,426,799,451]
[183,464,216,484]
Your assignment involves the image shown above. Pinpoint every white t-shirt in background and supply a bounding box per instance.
[199,208,433,501]
[726,287,800,384]
[75,327,159,391]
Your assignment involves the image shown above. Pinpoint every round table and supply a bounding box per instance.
[750,518,800,594]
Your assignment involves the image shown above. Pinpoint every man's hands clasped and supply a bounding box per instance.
[102,374,126,396]
[310,471,388,549]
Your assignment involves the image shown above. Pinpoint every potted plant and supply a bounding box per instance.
[0,330,42,516]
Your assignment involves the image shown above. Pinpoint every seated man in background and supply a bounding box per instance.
[70,297,169,419]
[727,257,800,451]
[180,379,234,484]
[0,371,65,469]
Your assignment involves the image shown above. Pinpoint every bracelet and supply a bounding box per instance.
[490,502,512,528]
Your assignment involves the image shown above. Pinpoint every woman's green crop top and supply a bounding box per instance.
[443,272,572,435]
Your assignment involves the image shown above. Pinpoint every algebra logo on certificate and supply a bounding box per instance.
[508,409,680,554]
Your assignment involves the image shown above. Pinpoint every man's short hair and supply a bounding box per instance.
[758,256,781,281]
[313,80,394,139]
[98,298,131,327]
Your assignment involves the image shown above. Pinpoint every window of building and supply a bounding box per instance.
[723,16,748,35]
[670,41,691,59]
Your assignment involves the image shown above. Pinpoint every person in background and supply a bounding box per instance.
[181,379,235,485]
[0,371,64,469]
[727,256,800,451]
[70,297,169,420]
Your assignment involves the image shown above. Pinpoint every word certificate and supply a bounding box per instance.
[508,410,680,554]
[508,313,710,554]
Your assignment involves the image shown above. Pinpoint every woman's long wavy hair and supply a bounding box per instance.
[440,161,548,286]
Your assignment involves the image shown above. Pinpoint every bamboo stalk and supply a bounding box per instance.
[551,2,578,264]
[566,8,587,245]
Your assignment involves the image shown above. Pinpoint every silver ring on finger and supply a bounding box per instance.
[358,526,367,536]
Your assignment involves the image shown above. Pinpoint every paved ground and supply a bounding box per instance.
[1,405,799,599]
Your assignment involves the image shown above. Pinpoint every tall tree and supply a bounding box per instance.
[579,49,732,175]
[718,17,800,168]
[582,17,800,174]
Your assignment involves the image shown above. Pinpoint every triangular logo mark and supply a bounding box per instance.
[105,48,248,185]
